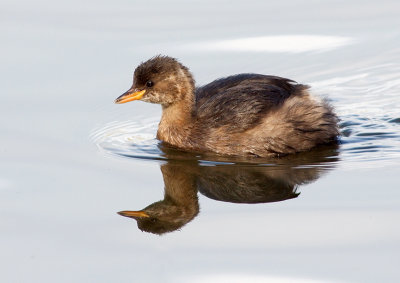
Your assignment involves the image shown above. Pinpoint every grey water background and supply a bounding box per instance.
[1,0,400,282]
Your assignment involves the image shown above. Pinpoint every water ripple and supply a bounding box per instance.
[313,60,400,168]
[92,53,400,169]
[91,118,339,168]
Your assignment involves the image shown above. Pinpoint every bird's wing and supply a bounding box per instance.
[195,74,305,132]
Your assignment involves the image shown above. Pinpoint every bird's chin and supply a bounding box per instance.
[139,93,160,104]
[143,97,170,105]
[140,97,153,103]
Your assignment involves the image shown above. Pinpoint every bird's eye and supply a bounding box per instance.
[146,80,154,87]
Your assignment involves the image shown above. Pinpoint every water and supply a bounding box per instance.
[1,0,400,282]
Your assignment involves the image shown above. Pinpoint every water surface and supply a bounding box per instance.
[1,0,400,282]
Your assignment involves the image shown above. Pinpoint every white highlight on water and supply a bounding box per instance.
[185,35,354,53]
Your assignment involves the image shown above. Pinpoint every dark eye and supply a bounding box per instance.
[146,80,154,87]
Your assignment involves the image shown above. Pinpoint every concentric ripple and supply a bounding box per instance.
[90,118,164,161]
[91,116,341,169]
[92,116,343,169]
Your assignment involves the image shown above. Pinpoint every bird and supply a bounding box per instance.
[115,55,339,157]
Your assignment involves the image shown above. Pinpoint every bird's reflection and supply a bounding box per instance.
[119,162,199,234]
[119,144,339,235]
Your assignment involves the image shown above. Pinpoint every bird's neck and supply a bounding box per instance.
[161,163,199,216]
[157,96,195,147]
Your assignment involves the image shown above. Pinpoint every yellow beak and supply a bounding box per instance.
[115,89,146,104]
[118,210,150,218]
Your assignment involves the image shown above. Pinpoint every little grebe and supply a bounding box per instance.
[115,55,339,157]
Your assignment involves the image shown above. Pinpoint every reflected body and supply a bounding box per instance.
[119,145,339,234]
[115,56,339,157]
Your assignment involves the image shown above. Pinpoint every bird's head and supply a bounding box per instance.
[115,55,195,106]
[118,199,197,235]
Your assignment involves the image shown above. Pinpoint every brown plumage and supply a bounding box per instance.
[115,55,339,157]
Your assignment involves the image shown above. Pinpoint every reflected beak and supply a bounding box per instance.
[115,89,146,104]
[118,210,150,218]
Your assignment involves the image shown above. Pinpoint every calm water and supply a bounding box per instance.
[1,0,400,282]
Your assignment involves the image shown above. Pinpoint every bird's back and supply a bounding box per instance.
[194,74,308,132]
[190,73,338,156]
